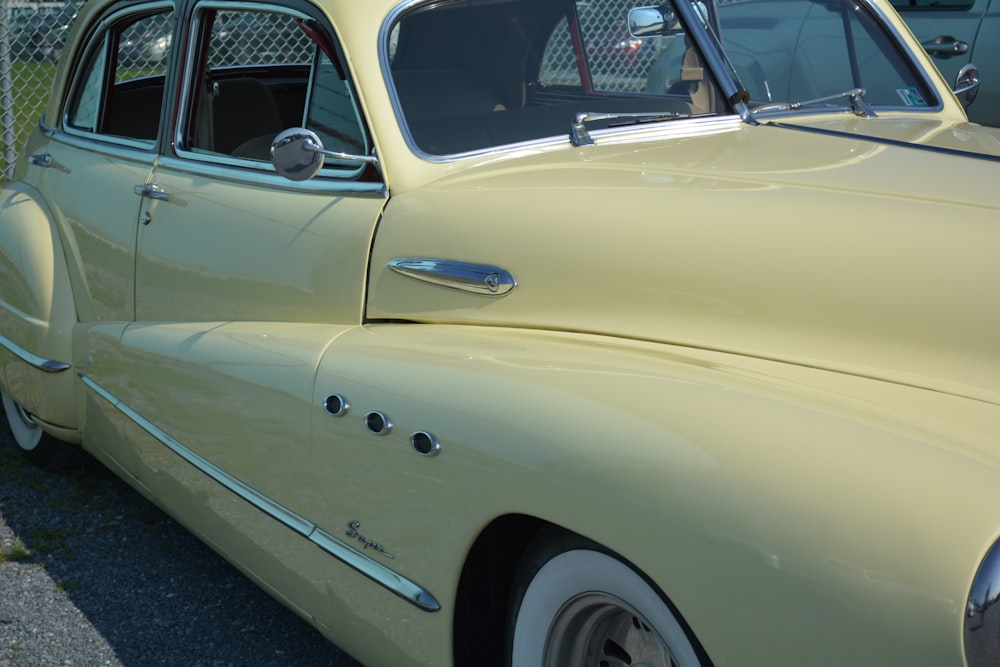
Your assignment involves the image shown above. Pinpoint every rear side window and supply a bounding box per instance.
[66,7,174,145]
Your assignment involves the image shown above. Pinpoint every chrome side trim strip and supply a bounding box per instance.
[79,374,441,612]
[0,332,71,373]
[310,528,440,612]
[389,258,517,296]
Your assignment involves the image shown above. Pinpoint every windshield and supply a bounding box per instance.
[714,0,937,114]
[386,0,936,156]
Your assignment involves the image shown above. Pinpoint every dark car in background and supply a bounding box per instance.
[891,0,999,126]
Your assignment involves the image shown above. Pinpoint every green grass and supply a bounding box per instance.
[54,579,81,592]
[1,62,165,183]
[1,61,57,182]
[0,537,32,563]
[26,527,80,559]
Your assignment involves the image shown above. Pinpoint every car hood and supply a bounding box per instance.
[764,114,1000,159]
[367,117,1000,404]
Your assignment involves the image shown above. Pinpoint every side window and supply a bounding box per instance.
[66,9,174,143]
[306,56,367,157]
[181,6,368,172]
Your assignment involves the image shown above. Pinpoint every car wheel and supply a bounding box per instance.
[1,392,80,469]
[508,531,704,667]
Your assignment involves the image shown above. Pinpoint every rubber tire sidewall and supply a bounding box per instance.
[509,538,702,666]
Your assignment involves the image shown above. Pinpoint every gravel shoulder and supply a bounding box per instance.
[0,414,362,667]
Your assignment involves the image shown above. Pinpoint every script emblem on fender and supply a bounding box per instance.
[345,520,396,559]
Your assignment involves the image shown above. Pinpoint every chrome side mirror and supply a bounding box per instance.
[953,63,980,110]
[271,128,378,182]
[628,4,681,38]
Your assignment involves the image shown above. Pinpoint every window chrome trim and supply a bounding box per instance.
[0,332,71,373]
[174,2,379,185]
[79,373,441,613]
[856,0,947,109]
[45,128,162,165]
[154,155,387,196]
[60,1,176,148]
[380,0,425,156]
[173,3,309,168]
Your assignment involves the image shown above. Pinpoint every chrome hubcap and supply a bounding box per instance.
[545,593,675,667]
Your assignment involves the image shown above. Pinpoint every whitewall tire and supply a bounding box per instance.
[1,391,79,469]
[509,535,703,667]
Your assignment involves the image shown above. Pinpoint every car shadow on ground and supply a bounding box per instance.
[0,415,361,667]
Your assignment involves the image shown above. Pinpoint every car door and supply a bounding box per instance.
[27,4,177,472]
[37,5,176,324]
[115,1,386,615]
[890,0,999,126]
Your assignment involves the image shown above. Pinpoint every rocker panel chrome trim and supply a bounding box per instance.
[79,374,441,613]
[0,332,71,373]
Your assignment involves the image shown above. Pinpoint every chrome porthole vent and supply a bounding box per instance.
[410,431,441,457]
[364,411,393,435]
[324,394,350,416]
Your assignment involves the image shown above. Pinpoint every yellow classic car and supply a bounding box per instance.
[1,0,999,665]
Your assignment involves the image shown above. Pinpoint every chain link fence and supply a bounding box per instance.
[0,3,320,180]
[540,0,662,92]
[1,2,81,180]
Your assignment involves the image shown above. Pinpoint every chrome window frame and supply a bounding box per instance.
[171,1,374,182]
[60,0,177,152]
[379,0,744,163]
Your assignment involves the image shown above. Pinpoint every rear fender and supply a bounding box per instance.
[0,183,80,437]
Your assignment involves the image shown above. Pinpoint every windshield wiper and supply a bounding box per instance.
[571,110,686,146]
[752,87,876,118]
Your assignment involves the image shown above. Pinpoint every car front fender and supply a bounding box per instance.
[311,322,1000,667]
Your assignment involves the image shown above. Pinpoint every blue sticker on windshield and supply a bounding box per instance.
[896,88,928,107]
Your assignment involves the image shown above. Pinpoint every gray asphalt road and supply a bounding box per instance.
[0,414,363,667]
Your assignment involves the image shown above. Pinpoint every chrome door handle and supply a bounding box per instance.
[28,153,53,168]
[133,183,170,201]
[922,35,970,56]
